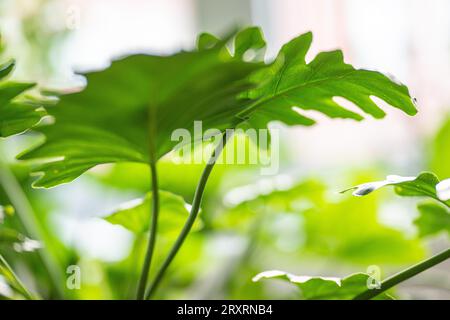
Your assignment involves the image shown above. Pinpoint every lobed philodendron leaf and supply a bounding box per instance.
[343,172,450,237]
[19,28,417,188]
[19,28,265,188]
[252,270,392,300]
[0,60,45,137]
[104,190,201,235]
[238,32,417,129]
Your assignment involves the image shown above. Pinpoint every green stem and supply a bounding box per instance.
[136,161,159,300]
[0,253,36,300]
[145,133,230,299]
[354,247,450,300]
[0,163,64,298]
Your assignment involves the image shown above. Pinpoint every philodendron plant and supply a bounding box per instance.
[6,27,418,299]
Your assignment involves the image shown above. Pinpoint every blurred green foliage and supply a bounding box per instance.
[430,116,450,178]
[0,3,448,299]
[3,113,450,299]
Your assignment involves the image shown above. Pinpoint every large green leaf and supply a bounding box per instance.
[19,29,264,188]
[104,190,201,235]
[252,270,391,300]
[0,60,45,137]
[238,32,417,129]
[20,28,417,188]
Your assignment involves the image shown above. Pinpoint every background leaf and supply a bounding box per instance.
[343,172,450,239]
[0,254,34,299]
[253,270,391,300]
[217,178,424,264]
[0,60,45,137]
[104,190,201,235]
[430,116,450,178]
[342,172,448,205]
[415,201,450,237]
[0,227,24,247]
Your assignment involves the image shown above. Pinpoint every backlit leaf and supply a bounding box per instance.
[343,172,450,238]
[19,29,263,188]
[238,32,417,129]
[341,172,448,205]
[253,270,392,300]
[19,29,416,188]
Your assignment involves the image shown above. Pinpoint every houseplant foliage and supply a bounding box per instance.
[337,171,450,299]
[0,60,45,138]
[0,52,60,299]
[252,271,393,300]
[253,245,450,300]
[343,172,450,237]
[252,172,450,300]
[16,26,418,299]
[18,27,417,188]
